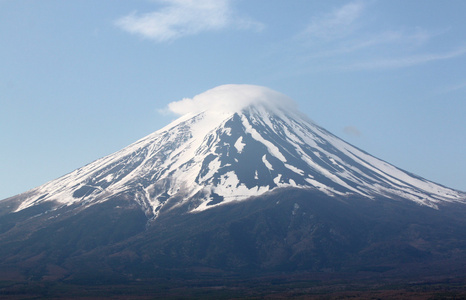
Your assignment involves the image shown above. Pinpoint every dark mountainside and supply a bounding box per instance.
[1,85,465,298]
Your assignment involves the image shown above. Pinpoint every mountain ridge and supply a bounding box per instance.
[1,84,466,297]
[5,85,465,218]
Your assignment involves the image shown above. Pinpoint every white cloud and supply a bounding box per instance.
[302,0,366,41]
[115,0,264,42]
[297,0,429,53]
[290,1,465,71]
[167,84,296,116]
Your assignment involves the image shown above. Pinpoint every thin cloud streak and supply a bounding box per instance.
[301,1,366,41]
[438,80,466,94]
[344,46,466,70]
[115,0,264,42]
[301,29,435,60]
[289,1,464,73]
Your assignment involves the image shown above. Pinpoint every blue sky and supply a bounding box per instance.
[1,0,466,200]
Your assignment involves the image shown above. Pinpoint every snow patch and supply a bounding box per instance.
[285,163,305,175]
[262,154,273,170]
[234,136,245,153]
[274,174,282,185]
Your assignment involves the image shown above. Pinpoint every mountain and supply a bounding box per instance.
[7,85,464,215]
[1,84,466,298]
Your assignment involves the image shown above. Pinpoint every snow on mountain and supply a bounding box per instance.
[12,84,465,216]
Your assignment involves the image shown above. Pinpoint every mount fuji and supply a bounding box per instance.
[7,84,464,216]
[1,84,466,297]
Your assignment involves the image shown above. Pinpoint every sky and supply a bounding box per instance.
[1,0,466,200]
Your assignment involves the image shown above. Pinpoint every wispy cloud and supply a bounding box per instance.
[300,29,435,60]
[343,126,361,137]
[438,79,466,94]
[292,1,466,71]
[300,1,366,41]
[115,0,264,42]
[345,46,466,70]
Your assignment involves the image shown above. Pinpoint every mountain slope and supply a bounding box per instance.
[6,85,464,219]
[1,84,466,296]
[1,189,466,293]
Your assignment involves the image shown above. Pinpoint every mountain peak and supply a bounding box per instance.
[8,85,465,216]
[2,85,466,292]
[167,84,298,116]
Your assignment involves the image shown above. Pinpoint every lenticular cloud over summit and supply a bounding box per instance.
[167,84,297,115]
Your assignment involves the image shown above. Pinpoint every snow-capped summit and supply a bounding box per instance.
[10,84,465,216]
